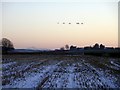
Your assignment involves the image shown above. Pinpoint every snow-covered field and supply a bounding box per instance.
[2,55,120,89]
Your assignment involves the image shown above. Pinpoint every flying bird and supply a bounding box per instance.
[57,22,84,25]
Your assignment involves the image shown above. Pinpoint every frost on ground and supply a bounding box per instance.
[2,55,120,89]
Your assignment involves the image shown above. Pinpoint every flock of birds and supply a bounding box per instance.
[57,22,84,24]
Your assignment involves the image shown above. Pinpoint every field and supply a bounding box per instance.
[1,54,120,89]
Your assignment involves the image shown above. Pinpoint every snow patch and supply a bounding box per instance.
[2,62,16,68]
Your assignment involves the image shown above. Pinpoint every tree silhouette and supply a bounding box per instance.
[100,44,105,49]
[93,43,99,49]
[1,38,14,53]
[65,45,69,50]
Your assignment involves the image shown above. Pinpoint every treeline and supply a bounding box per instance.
[6,49,120,58]
[53,43,120,57]
[1,38,120,57]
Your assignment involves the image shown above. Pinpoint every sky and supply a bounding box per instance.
[1,0,119,49]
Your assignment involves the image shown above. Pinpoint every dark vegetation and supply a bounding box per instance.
[1,38,120,58]
[0,38,14,54]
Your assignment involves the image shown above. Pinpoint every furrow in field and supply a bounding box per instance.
[3,60,63,88]
[82,60,117,88]
[2,59,48,86]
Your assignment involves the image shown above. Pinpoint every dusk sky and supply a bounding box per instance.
[2,0,118,49]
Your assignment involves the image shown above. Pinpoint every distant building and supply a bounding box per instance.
[70,45,77,51]
[84,46,92,50]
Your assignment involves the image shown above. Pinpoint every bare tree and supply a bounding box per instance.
[65,44,69,50]
[1,38,14,53]
[93,43,99,49]
[100,44,105,49]
[2,38,14,49]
